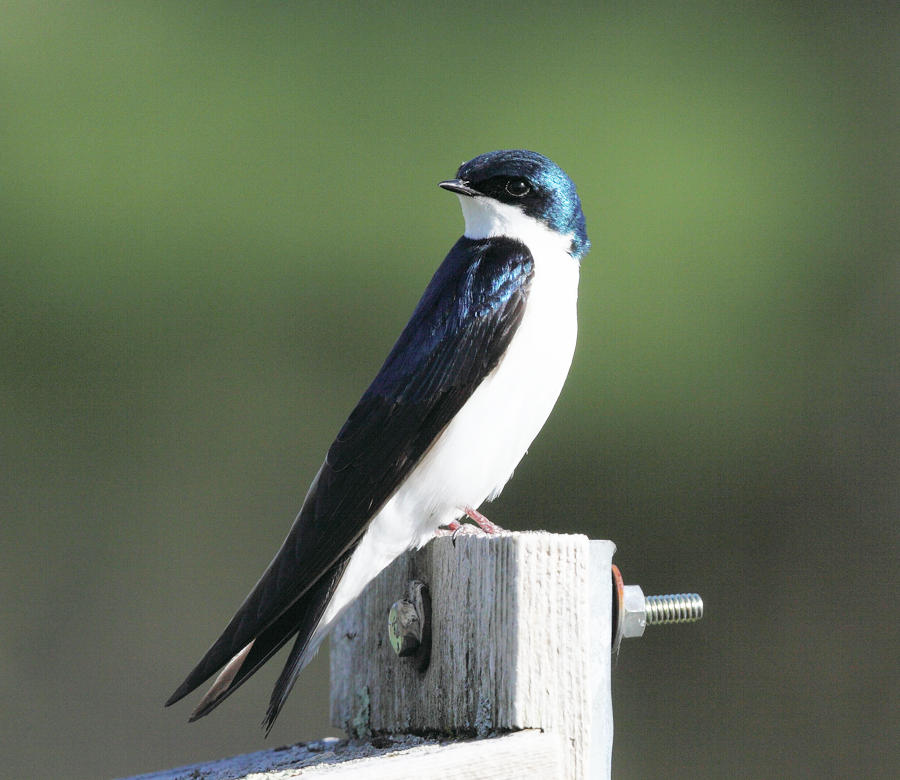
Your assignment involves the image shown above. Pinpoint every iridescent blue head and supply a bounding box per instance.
[439,149,590,261]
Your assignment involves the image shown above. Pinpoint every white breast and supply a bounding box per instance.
[318,196,579,631]
[396,197,579,530]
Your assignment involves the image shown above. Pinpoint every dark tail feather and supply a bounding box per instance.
[185,553,350,723]
[164,594,284,709]
[185,598,308,720]
[262,556,350,735]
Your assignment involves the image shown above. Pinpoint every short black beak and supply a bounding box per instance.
[438,179,479,197]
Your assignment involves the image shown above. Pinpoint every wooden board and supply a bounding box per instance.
[123,731,563,780]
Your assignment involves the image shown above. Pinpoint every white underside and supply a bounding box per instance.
[306,197,579,660]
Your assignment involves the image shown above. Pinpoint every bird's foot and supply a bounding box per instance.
[434,520,480,547]
[434,520,485,539]
[464,506,506,535]
[434,510,506,542]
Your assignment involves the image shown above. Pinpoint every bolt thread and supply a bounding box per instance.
[644,593,704,625]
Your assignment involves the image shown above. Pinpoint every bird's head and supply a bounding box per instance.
[439,149,590,261]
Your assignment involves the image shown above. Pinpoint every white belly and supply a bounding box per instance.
[393,241,579,537]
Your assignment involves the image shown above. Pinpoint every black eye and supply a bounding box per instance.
[504,179,531,197]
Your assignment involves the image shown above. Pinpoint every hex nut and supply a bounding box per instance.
[621,584,647,639]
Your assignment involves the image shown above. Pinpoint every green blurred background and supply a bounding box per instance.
[2,2,896,777]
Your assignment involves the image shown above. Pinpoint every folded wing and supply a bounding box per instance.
[165,236,534,723]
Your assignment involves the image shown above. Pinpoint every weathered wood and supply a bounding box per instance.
[330,533,615,780]
[123,731,562,779]
[126,534,614,779]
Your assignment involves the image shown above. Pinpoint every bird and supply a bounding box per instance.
[165,149,591,733]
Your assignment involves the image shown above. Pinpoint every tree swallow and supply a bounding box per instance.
[166,149,590,732]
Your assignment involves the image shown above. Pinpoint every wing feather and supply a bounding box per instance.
[166,236,534,713]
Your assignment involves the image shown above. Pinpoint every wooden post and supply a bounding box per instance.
[330,533,615,780]
[124,533,616,780]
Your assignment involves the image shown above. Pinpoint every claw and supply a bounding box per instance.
[434,519,462,537]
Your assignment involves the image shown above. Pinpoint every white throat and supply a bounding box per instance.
[457,195,573,256]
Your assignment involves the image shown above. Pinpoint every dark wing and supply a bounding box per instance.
[166,236,534,716]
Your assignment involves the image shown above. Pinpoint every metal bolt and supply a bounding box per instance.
[611,564,703,653]
[387,580,432,672]
[645,593,705,625]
